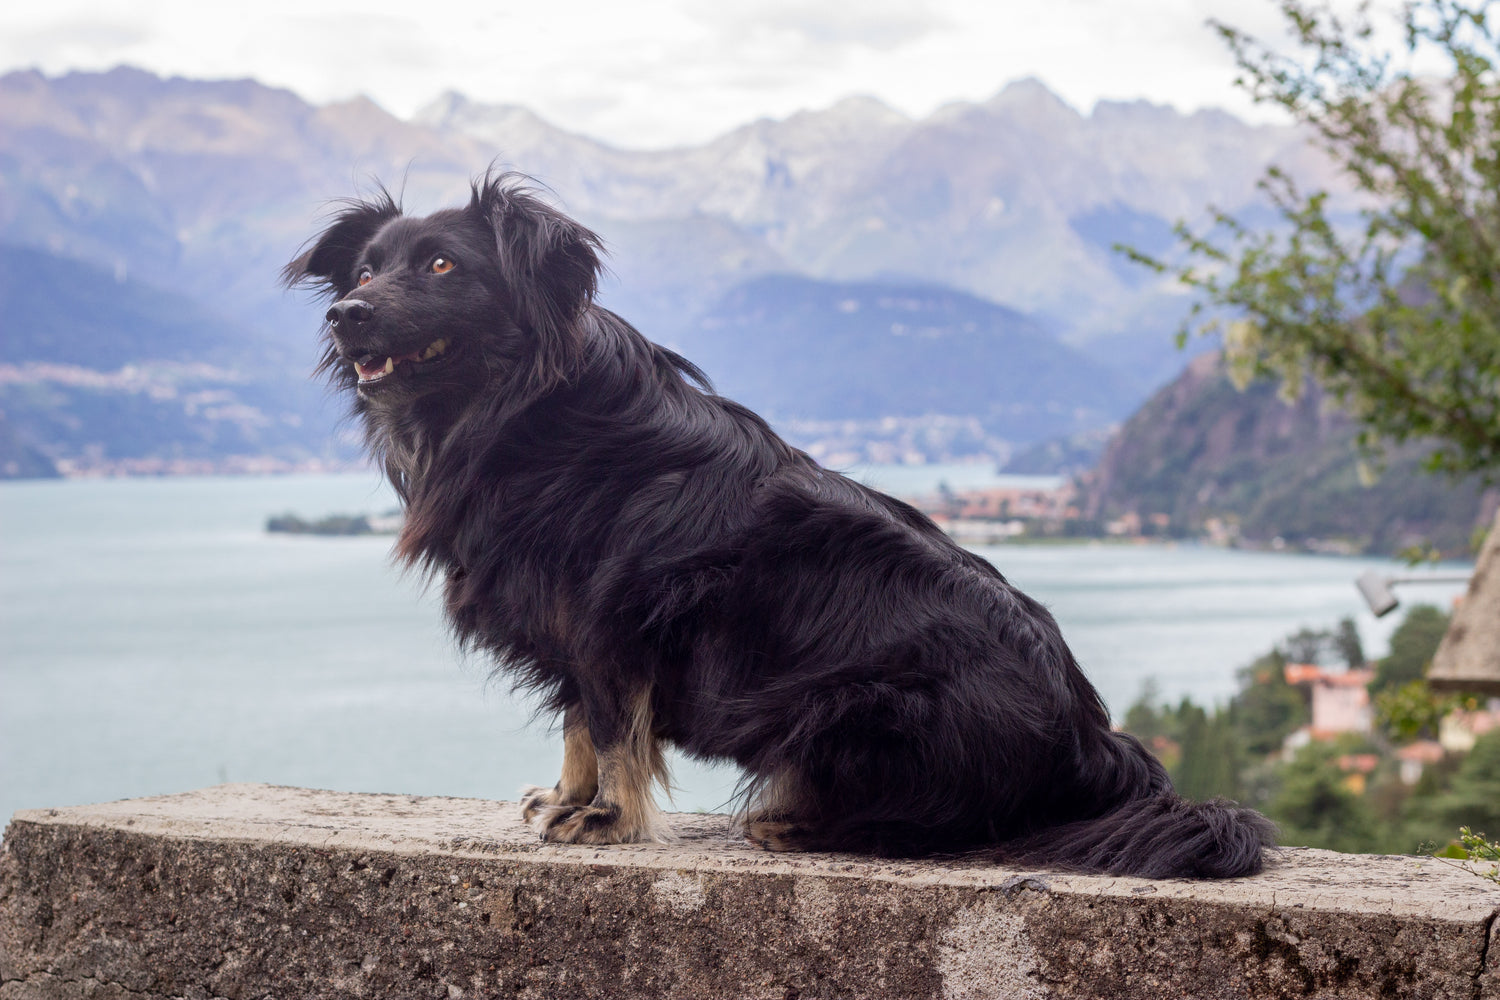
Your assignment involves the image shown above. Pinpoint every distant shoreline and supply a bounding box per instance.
[43,457,370,480]
[266,511,401,537]
[3,468,1472,561]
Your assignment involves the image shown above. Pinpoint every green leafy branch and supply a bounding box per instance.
[1124,0,1500,480]
[1434,826,1500,883]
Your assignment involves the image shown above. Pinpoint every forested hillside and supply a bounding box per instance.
[1080,353,1495,556]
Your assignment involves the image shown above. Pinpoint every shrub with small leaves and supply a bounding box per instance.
[1439,827,1500,884]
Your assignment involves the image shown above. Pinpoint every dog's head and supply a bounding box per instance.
[283,173,604,408]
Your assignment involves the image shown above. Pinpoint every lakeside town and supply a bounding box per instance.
[905,478,1246,547]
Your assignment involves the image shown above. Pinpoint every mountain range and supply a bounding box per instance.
[0,243,340,473]
[0,65,1346,475]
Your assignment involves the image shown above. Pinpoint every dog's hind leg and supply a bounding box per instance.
[744,771,820,851]
[519,705,598,821]
[530,687,671,844]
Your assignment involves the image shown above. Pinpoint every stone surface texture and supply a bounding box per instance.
[2,784,1498,999]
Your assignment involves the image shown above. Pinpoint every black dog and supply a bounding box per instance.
[284,174,1273,877]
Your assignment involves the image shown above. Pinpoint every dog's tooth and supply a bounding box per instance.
[434,339,447,354]
[383,357,395,375]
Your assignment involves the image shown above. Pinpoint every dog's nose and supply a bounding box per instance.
[326,299,375,328]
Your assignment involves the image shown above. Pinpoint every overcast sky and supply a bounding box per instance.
[1,0,1349,149]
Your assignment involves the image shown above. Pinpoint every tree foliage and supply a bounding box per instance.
[1120,614,1500,855]
[1369,602,1459,739]
[1230,648,1311,756]
[1374,678,1456,739]
[1372,602,1452,690]
[1130,0,1500,479]
[1420,729,1500,835]
[1334,616,1366,668]
[1280,616,1369,668]
[1122,678,1170,742]
[1174,700,1246,800]
[1270,739,1383,852]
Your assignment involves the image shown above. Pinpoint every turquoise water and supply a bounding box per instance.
[0,470,1469,822]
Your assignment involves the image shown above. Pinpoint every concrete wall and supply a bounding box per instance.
[2,784,1497,999]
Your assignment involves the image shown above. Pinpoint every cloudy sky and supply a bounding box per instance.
[1,0,1339,148]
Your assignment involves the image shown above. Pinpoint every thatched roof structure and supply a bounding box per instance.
[1429,507,1500,696]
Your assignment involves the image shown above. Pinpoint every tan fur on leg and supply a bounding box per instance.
[745,770,813,851]
[520,707,599,820]
[533,689,671,844]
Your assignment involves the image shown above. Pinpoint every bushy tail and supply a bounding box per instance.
[1003,794,1277,879]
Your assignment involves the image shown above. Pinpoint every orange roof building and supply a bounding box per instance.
[1284,664,1376,737]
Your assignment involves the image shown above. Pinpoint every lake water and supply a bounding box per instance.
[0,468,1471,823]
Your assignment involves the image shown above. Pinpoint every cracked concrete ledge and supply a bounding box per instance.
[1,784,1497,1000]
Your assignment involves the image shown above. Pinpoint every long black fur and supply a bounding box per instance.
[284,172,1275,878]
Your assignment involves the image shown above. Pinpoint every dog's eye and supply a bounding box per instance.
[357,268,373,286]
[431,257,455,274]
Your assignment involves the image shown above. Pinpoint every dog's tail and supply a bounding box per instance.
[996,727,1275,879]
[1002,792,1277,879]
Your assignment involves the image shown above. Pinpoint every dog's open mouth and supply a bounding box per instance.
[353,338,449,384]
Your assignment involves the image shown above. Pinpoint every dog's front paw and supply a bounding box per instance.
[537,802,625,844]
[519,784,565,822]
[533,801,668,844]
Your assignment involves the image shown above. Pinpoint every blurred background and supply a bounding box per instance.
[2,0,1496,857]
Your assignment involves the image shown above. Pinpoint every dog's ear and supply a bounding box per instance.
[473,174,603,383]
[282,192,402,298]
